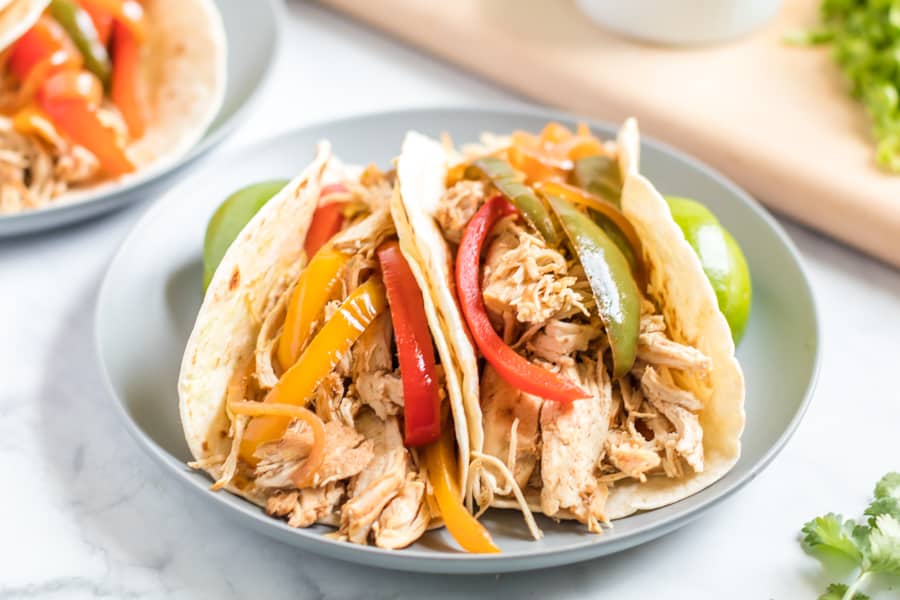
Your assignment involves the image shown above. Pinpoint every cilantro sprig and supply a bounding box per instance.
[801,472,900,599]
[787,1,900,172]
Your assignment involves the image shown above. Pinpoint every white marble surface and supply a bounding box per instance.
[2,1,899,598]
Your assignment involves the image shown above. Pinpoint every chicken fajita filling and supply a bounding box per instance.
[434,123,712,533]
[193,167,499,552]
[0,1,151,212]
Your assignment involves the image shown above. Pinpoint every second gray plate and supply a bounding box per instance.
[0,0,282,237]
[95,107,819,574]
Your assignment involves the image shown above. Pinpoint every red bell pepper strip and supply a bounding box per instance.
[377,240,442,447]
[455,196,589,403]
[8,16,82,103]
[303,183,348,258]
[37,70,135,176]
[110,21,144,138]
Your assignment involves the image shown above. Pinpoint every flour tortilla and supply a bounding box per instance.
[396,124,745,522]
[0,0,226,192]
[180,145,473,507]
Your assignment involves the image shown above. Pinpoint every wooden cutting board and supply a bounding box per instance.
[321,0,900,267]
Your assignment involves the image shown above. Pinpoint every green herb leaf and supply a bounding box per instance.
[864,496,900,526]
[818,582,870,600]
[802,513,864,562]
[792,2,900,171]
[783,28,834,45]
[874,472,900,500]
[867,514,900,575]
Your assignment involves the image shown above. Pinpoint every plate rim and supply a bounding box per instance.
[94,104,821,573]
[0,0,286,235]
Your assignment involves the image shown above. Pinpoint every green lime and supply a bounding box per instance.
[665,197,752,344]
[203,179,289,289]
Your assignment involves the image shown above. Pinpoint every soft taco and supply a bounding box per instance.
[179,144,500,552]
[0,0,225,214]
[393,120,746,537]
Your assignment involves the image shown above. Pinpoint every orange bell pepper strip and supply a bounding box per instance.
[110,20,144,138]
[229,401,326,488]
[39,68,103,105]
[422,429,500,553]
[37,69,135,176]
[240,277,388,462]
[78,1,114,45]
[77,0,146,43]
[276,245,349,370]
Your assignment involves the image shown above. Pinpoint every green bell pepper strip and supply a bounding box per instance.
[572,155,622,206]
[203,179,289,289]
[547,194,640,378]
[590,209,638,274]
[666,197,751,344]
[471,156,560,245]
[49,0,111,87]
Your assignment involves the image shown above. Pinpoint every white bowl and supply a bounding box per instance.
[576,0,784,45]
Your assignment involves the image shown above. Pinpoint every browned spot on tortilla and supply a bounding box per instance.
[229,267,240,291]
[202,441,209,451]
[219,429,228,438]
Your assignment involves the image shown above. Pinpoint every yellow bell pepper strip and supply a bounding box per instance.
[422,429,500,553]
[546,194,640,379]
[534,180,645,286]
[471,156,560,246]
[276,245,349,370]
[240,277,387,463]
[229,401,326,488]
[12,106,66,148]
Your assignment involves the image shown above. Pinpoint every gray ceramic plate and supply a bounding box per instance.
[95,107,819,574]
[0,0,282,238]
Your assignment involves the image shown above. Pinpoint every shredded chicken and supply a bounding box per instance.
[350,314,404,419]
[480,365,543,489]
[373,475,430,549]
[539,359,610,531]
[338,413,408,544]
[527,319,602,366]
[266,483,346,528]
[0,116,100,214]
[289,483,346,527]
[433,180,486,242]
[605,430,661,482]
[637,331,711,373]
[254,420,373,489]
[482,219,589,326]
[472,207,716,532]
